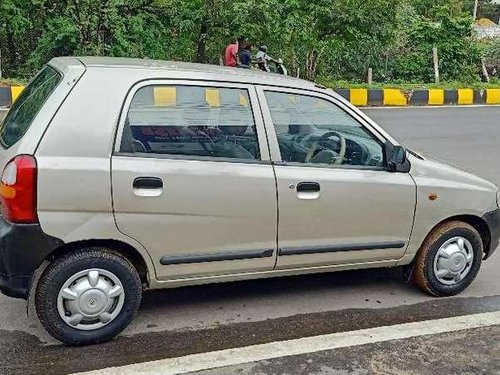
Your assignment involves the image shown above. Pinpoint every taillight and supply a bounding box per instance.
[0,155,38,223]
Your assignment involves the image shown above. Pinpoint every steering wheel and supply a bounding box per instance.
[304,131,347,165]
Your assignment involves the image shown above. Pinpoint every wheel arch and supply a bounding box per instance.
[425,215,491,259]
[42,239,150,287]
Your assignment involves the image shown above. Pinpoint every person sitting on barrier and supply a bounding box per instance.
[224,37,239,67]
[239,43,253,69]
[256,45,275,72]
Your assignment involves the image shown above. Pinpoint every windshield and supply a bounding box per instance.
[0,66,62,148]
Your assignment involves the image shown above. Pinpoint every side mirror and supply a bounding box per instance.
[387,145,408,172]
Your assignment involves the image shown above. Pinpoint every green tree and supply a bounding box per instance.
[385,2,481,82]
[0,0,488,84]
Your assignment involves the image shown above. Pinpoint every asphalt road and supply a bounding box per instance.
[1,106,500,374]
[366,106,500,187]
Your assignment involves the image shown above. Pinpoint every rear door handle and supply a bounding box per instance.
[296,182,320,192]
[133,177,163,197]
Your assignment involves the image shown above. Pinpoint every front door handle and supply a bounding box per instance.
[133,177,163,189]
[133,177,163,197]
[296,182,320,200]
[296,182,320,192]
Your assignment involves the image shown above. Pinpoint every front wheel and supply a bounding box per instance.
[412,221,483,297]
[35,248,142,346]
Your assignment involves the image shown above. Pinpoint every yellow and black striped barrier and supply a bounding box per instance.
[1,85,500,108]
[0,86,24,107]
[334,88,500,106]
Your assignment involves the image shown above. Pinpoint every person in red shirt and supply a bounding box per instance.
[224,38,239,67]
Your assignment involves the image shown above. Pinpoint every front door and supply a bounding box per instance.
[257,87,416,269]
[112,81,277,279]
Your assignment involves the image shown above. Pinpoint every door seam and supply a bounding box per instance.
[254,86,280,269]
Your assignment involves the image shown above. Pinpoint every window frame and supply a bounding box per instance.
[0,66,62,149]
[114,80,271,164]
[256,85,389,171]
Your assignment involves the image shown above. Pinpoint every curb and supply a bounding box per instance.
[0,86,24,107]
[2,85,500,107]
[333,88,500,106]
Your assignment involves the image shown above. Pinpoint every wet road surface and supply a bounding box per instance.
[1,106,500,374]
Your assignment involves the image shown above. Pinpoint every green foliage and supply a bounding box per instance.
[384,3,482,82]
[485,38,500,65]
[0,0,498,84]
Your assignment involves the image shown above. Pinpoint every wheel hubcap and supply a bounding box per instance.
[433,237,474,285]
[57,269,125,331]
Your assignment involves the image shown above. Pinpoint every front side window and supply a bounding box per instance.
[0,66,61,148]
[121,85,259,160]
[264,91,384,168]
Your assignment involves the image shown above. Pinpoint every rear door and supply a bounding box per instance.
[112,81,278,280]
[257,86,416,269]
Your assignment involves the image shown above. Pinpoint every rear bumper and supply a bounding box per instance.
[0,216,62,299]
[483,209,500,259]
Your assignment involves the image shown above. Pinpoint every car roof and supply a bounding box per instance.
[48,56,318,90]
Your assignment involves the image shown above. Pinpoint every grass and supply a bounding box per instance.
[0,78,28,86]
[2,76,500,90]
[317,78,500,90]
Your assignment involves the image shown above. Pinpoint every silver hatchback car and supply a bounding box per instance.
[0,57,499,345]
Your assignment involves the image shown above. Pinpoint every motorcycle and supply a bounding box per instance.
[267,58,288,76]
[255,58,288,76]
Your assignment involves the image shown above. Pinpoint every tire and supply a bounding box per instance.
[412,221,483,297]
[35,248,142,346]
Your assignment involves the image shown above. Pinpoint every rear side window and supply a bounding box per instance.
[120,85,260,160]
[0,66,62,148]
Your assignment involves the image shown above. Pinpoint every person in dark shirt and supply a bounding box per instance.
[239,43,252,69]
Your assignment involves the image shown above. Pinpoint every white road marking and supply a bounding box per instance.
[75,310,500,375]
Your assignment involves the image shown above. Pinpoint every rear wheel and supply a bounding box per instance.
[35,248,142,346]
[412,221,483,297]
